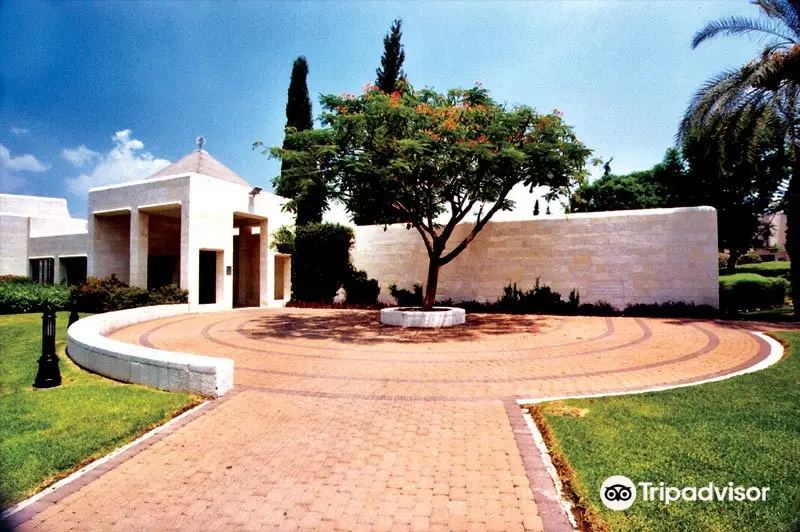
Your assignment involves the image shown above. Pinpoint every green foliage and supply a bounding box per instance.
[68,276,187,313]
[0,282,69,314]
[719,273,788,314]
[343,266,380,305]
[623,301,718,319]
[108,286,150,310]
[147,284,189,306]
[736,252,762,265]
[376,19,406,94]
[268,82,590,306]
[536,330,800,531]
[681,0,799,312]
[737,260,791,281]
[0,312,199,506]
[0,275,34,284]
[498,279,580,315]
[388,283,423,307]
[292,223,354,303]
[269,225,296,254]
[284,56,313,132]
[273,56,327,226]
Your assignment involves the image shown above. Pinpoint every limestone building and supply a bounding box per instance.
[0,146,293,309]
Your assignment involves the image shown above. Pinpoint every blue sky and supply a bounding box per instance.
[0,0,765,218]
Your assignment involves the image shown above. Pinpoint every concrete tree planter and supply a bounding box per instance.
[380,307,466,328]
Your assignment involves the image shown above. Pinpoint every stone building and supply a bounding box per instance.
[0,146,293,310]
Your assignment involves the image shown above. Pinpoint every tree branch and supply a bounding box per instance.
[439,188,510,266]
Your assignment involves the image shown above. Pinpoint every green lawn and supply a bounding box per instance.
[0,312,201,508]
[736,261,791,277]
[530,331,800,531]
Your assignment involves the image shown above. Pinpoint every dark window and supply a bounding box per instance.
[30,258,55,284]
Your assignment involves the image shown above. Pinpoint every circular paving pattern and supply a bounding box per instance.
[108,308,770,401]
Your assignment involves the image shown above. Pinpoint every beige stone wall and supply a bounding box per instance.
[0,215,29,276]
[0,194,88,277]
[0,193,72,218]
[352,206,719,309]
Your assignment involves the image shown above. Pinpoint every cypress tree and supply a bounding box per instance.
[533,199,540,216]
[277,56,325,225]
[376,19,406,93]
[284,56,312,133]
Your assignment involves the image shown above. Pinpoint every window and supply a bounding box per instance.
[30,258,55,284]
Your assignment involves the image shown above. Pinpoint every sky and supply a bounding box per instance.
[0,0,767,220]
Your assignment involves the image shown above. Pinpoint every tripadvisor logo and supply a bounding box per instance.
[600,476,770,511]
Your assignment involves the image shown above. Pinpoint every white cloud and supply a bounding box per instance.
[0,144,48,192]
[10,127,30,136]
[61,145,99,167]
[0,144,47,173]
[65,130,170,194]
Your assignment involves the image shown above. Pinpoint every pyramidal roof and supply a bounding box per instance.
[147,150,250,187]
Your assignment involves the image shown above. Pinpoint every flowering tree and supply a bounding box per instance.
[266,82,591,308]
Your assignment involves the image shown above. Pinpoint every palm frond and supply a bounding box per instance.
[692,16,796,48]
[754,0,800,35]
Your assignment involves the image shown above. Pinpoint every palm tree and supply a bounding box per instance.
[680,0,800,313]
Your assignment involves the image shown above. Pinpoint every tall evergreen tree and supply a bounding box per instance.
[284,56,313,133]
[275,56,327,226]
[376,19,406,93]
[533,199,540,216]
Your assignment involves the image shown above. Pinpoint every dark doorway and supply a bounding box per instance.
[59,256,87,286]
[198,250,217,304]
[148,256,179,290]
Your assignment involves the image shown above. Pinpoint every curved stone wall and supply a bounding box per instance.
[67,305,233,397]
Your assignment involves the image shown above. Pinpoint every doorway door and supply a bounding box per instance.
[198,250,217,304]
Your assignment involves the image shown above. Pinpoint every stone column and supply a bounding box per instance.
[129,208,149,288]
[259,220,271,306]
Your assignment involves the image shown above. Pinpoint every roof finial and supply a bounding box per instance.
[195,135,205,152]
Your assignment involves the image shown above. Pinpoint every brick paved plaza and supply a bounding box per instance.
[16,309,770,531]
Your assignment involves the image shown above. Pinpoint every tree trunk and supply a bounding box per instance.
[788,151,800,316]
[423,259,440,309]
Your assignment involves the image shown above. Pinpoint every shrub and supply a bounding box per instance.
[148,284,189,305]
[0,275,34,285]
[269,225,295,255]
[109,286,150,310]
[736,252,762,265]
[498,279,577,315]
[344,267,380,305]
[578,301,620,316]
[388,283,423,307]
[719,273,788,314]
[719,252,729,270]
[291,223,353,303]
[69,276,189,313]
[0,282,69,314]
[623,301,717,319]
[69,275,127,313]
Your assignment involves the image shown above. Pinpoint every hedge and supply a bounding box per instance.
[719,273,788,314]
[69,275,188,313]
[0,282,69,314]
[291,223,380,305]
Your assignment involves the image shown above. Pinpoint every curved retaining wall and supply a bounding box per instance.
[67,305,233,397]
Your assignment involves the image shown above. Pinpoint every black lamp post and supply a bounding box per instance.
[33,305,61,389]
[68,296,80,328]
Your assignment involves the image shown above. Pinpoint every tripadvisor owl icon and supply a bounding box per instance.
[600,475,637,511]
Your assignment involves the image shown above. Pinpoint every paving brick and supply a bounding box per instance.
[9,309,767,532]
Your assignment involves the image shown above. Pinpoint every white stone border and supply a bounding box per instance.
[67,305,234,397]
[380,306,466,328]
[515,331,784,530]
[1,400,211,520]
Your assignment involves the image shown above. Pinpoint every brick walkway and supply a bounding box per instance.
[16,310,770,531]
